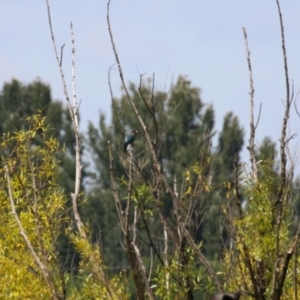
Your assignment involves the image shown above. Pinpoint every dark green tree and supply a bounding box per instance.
[201,112,244,259]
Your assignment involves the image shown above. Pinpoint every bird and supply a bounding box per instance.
[209,291,244,300]
[124,130,138,153]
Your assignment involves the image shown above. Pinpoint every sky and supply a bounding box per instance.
[1,1,300,163]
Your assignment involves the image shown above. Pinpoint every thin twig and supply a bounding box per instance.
[60,44,65,67]
[254,103,262,130]
[108,65,125,142]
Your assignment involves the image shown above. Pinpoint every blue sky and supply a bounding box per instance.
[1,1,300,162]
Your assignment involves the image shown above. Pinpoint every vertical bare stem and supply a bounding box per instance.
[271,1,293,299]
[46,0,85,239]
[70,22,86,239]
[125,151,133,232]
[275,0,290,105]
[274,0,290,262]
[108,141,126,232]
[275,0,291,207]
[242,27,258,183]
[164,224,170,297]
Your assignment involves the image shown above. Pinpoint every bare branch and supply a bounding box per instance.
[271,2,294,299]
[273,225,300,300]
[164,224,170,297]
[125,150,134,231]
[46,3,116,297]
[107,0,180,249]
[46,0,85,239]
[274,1,292,261]
[46,0,72,112]
[59,43,65,67]
[242,27,258,183]
[233,154,243,218]
[107,0,160,171]
[275,0,292,208]
[276,0,290,105]
[132,242,155,299]
[254,103,262,130]
[108,65,125,141]
[70,21,85,239]
[108,141,126,233]
[138,74,154,117]
[107,0,222,292]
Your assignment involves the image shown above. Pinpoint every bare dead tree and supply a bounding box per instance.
[230,1,300,300]
[270,1,299,299]
[222,2,300,299]
[46,0,85,240]
[106,0,222,295]
[45,0,115,296]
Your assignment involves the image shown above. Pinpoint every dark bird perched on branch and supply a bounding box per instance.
[124,130,138,153]
[209,291,244,300]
